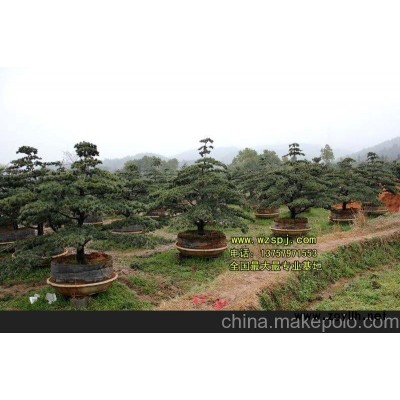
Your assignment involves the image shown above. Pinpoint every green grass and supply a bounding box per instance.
[314,264,400,310]
[129,249,231,294]
[0,249,231,310]
[0,282,152,311]
[259,234,400,310]
[127,274,159,295]
[89,233,172,251]
[220,207,352,238]
[0,256,51,286]
[0,207,395,311]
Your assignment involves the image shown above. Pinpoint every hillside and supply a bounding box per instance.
[346,136,400,161]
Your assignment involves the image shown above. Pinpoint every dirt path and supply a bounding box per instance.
[158,214,400,311]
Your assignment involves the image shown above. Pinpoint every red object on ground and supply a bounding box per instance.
[192,294,209,304]
[333,190,400,213]
[212,298,228,310]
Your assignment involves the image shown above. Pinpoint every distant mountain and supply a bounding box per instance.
[101,143,350,170]
[346,137,400,161]
[101,152,168,171]
[101,138,400,171]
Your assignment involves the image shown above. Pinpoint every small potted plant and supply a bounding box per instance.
[156,138,252,257]
[252,200,280,219]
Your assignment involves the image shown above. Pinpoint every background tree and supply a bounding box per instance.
[320,144,335,164]
[115,161,148,217]
[233,148,282,208]
[133,155,179,178]
[229,148,259,173]
[392,160,400,181]
[110,160,158,231]
[259,149,281,167]
[156,138,251,235]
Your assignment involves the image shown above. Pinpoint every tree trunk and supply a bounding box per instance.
[78,213,85,228]
[195,220,206,235]
[12,221,19,230]
[37,223,44,236]
[290,208,296,219]
[342,202,347,210]
[76,246,86,264]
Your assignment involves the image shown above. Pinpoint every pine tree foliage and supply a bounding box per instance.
[257,144,331,219]
[155,138,252,235]
[0,146,59,233]
[230,148,281,206]
[357,152,398,206]
[33,142,155,263]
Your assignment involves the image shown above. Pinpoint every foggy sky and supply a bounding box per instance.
[1,2,400,164]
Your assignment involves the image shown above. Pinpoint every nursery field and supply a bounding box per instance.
[1,209,399,311]
[1,140,399,311]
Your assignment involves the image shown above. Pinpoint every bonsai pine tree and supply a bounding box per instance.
[156,138,251,235]
[0,146,58,235]
[325,157,373,211]
[284,143,305,161]
[44,141,125,263]
[357,152,398,206]
[258,143,331,219]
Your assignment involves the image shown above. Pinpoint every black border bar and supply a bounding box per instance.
[1,310,399,333]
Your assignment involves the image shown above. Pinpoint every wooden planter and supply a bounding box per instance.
[361,203,388,216]
[83,215,103,226]
[0,226,36,247]
[329,208,359,222]
[176,230,227,257]
[271,218,311,237]
[254,208,280,219]
[147,208,168,219]
[47,252,117,297]
[111,224,144,234]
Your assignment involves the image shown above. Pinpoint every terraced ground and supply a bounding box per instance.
[0,208,399,311]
